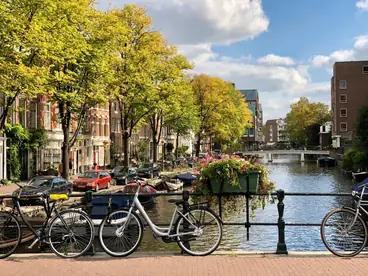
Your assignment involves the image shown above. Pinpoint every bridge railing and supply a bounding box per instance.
[0,187,353,255]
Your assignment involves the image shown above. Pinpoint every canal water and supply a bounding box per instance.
[138,160,358,252]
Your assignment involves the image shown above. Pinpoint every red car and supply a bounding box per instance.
[73,170,112,192]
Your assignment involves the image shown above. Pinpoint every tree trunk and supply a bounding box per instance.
[152,137,158,163]
[123,132,129,167]
[59,102,71,181]
[195,132,201,157]
[175,132,179,159]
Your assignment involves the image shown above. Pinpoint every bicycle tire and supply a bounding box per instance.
[99,209,143,257]
[175,206,222,256]
[0,211,21,259]
[48,209,94,258]
[321,208,367,257]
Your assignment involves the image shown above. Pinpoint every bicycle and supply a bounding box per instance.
[98,182,223,257]
[0,183,95,259]
[321,182,368,257]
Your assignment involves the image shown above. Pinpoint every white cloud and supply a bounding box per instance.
[310,35,368,71]
[257,54,296,66]
[357,0,368,11]
[98,0,269,45]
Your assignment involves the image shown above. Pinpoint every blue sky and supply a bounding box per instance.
[97,0,368,121]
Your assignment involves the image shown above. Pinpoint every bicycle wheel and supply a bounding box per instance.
[321,208,367,257]
[99,209,143,257]
[0,212,21,259]
[175,206,222,256]
[48,209,94,258]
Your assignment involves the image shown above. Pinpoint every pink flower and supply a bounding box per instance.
[242,164,247,169]
[254,162,260,166]
[240,169,244,174]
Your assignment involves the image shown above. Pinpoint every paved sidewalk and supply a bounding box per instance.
[2,254,368,276]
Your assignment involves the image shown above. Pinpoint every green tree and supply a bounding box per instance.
[354,106,368,151]
[0,0,52,130]
[48,5,116,179]
[191,74,253,156]
[285,97,331,146]
[109,5,180,166]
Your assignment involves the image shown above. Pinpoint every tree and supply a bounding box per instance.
[191,74,253,156]
[0,0,52,130]
[47,6,117,180]
[285,97,330,146]
[147,52,194,163]
[110,5,181,166]
[354,106,368,152]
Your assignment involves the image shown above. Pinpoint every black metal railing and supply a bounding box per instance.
[0,188,353,256]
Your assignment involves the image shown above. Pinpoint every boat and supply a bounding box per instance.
[317,156,337,167]
[175,173,197,186]
[154,177,184,191]
[90,182,157,221]
[352,171,368,183]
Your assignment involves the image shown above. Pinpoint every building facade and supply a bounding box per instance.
[320,121,332,149]
[331,61,368,153]
[239,89,262,150]
[264,119,288,145]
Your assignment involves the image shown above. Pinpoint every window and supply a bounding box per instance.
[339,80,347,90]
[44,103,51,130]
[340,108,347,117]
[363,65,368,74]
[340,123,347,132]
[114,102,118,112]
[99,119,103,136]
[104,119,108,136]
[340,94,347,103]
[30,102,37,129]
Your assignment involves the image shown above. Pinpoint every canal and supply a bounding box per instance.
[138,160,357,252]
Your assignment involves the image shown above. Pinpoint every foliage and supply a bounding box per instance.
[0,178,10,186]
[176,146,189,157]
[166,143,174,152]
[354,106,368,151]
[134,139,150,162]
[28,128,49,149]
[285,97,331,146]
[191,74,253,156]
[191,154,276,217]
[5,124,30,180]
[342,148,367,171]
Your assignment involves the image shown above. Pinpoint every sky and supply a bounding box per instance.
[96,0,368,121]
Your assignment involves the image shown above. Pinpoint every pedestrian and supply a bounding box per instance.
[93,162,99,170]
[69,159,73,177]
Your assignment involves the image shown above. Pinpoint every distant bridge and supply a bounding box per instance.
[243,150,330,162]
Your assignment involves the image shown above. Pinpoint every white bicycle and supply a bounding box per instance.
[98,182,223,257]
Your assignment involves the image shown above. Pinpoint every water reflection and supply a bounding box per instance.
[138,160,358,252]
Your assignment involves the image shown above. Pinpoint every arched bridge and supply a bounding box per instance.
[243,150,330,162]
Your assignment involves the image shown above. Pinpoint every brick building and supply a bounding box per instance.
[264,119,288,146]
[331,61,368,153]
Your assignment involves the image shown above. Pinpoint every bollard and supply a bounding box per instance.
[83,190,95,256]
[276,189,288,254]
[181,190,190,254]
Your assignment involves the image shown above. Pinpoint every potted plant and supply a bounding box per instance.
[191,154,276,217]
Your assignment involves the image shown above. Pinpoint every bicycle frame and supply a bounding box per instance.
[9,190,67,248]
[346,185,368,230]
[117,186,199,238]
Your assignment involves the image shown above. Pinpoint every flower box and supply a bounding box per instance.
[209,171,260,194]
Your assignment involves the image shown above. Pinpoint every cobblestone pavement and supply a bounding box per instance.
[2,254,368,276]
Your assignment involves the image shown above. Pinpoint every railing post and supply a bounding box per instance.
[276,189,288,254]
[181,190,190,254]
[84,191,95,256]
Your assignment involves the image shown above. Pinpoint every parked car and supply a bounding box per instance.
[186,157,195,168]
[12,175,72,205]
[137,163,160,178]
[110,166,138,185]
[73,170,112,192]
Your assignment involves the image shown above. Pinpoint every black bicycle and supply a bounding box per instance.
[0,183,94,259]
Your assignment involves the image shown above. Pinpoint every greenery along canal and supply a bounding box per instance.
[138,161,357,252]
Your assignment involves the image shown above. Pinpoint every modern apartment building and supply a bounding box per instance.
[331,61,368,152]
[264,119,288,145]
[239,89,262,150]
